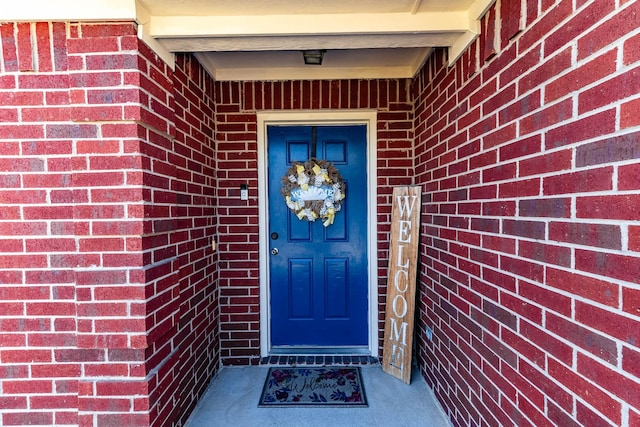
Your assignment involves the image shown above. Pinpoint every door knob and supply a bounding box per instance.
[271,248,279,255]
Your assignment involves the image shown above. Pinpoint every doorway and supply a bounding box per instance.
[267,124,367,350]
[257,111,378,357]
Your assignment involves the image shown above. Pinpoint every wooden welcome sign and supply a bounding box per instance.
[382,185,422,384]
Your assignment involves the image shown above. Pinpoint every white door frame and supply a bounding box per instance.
[257,110,379,358]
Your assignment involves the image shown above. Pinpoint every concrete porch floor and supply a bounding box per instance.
[185,365,451,427]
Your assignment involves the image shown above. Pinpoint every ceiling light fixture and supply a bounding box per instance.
[302,50,326,65]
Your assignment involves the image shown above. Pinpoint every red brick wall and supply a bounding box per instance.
[171,54,219,426]
[3,2,639,425]
[0,21,219,426]
[413,0,640,426]
[214,80,414,364]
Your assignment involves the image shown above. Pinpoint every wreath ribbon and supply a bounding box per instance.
[281,158,345,227]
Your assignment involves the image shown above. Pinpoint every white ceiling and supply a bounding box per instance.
[4,0,495,81]
[137,0,495,81]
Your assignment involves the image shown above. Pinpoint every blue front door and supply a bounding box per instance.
[267,125,368,348]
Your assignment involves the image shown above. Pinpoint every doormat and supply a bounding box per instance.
[259,367,368,407]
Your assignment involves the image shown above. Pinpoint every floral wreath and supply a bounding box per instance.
[280,158,345,227]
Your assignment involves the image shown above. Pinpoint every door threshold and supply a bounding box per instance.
[260,354,379,367]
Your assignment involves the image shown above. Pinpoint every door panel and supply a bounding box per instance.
[268,125,368,348]
[289,216,311,241]
[289,259,313,318]
[324,199,347,241]
[325,258,349,318]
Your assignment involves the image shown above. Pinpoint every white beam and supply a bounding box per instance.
[135,0,175,69]
[159,33,462,52]
[448,30,479,66]
[447,0,494,66]
[1,0,137,21]
[149,11,472,39]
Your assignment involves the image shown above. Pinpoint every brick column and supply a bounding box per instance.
[0,21,220,427]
